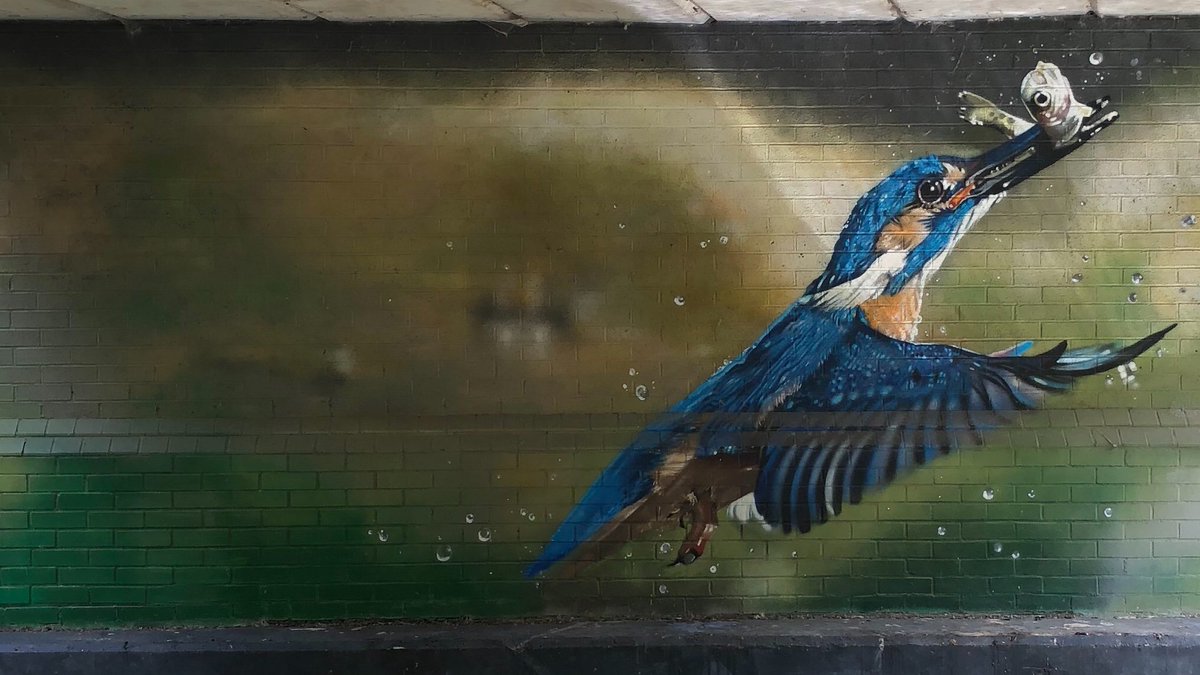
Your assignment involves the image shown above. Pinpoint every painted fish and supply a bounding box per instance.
[958,90,1035,139]
[1019,61,1105,146]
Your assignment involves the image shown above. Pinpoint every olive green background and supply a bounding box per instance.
[0,18,1196,624]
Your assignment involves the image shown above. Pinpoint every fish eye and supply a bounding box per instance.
[917,179,946,205]
[1031,90,1052,109]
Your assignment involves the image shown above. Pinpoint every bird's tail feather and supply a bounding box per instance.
[523,421,685,578]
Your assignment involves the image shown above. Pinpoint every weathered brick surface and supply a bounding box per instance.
[0,18,1195,624]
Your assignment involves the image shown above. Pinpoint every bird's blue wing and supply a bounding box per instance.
[524,302,855,577]
[752,322,1175,533]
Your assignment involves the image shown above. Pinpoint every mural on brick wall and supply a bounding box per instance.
[527,62,1172,577]
[0,23,1198,623]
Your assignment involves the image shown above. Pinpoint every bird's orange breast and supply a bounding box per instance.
[860,285,922,341]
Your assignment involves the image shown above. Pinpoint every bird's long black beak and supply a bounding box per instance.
[962,97,1117,201]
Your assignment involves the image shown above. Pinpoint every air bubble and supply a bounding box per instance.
[658,584,669,595]
[1027,490,1036,499]
[982,488,995,501]
[937,526,947,536]
[1131,272,1144,285]
[700,240,709,249]
[465,514,475,524]
[1105,375,1114,386]
[629,368,637,376]
[673,296,686,306]
[377,529,389,543]
[436,545,453,562]
[477,528,493,542]
[1156,347,1165,358]
[993,542,1004,554]
[1071,273,1083,283]
[1103,507,1114,518]
[1089,52,1103,65]
[659,542,672,554]
[527,513,536,522]
[709,565,718,573]
[1128,293,1138,303]
[635,385,648,401]
[719,236,729,245]
[1082,254,1090,262]
[445,241,454,249]
[1182,214,1196,228]
[618,222,626,229]
[1131,57,1140,66]
[1135,70,1143,81]
[1011,551,1021,560]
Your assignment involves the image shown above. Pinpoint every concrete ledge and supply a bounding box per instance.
[3,617,1200,674]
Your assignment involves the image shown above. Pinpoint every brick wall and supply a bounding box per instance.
[0,18,1196,624]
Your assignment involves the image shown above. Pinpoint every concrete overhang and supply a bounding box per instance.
[0,0,1196,22]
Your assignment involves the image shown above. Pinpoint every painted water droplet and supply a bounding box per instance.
[1131,57,1140,66]
[937,526,947,536]
[938,325,947,335]
[709,565,718,573]
[1011,551,1021,560]
[435,545,453,562]
[519,508,527,517]
[629,367,637,377]
[634,384,648,401]
[719,236,729,245]
[791,550,799,558]
[982,488,995,501]
[1089,52,1103,65]
[1131,272,1144,285]
[377,529,389,543]
[658,584,669,595]
[700,240,709,249]
[1105,374,1114,386]
[618,222,626,229]
[1128,292,1138,303]
[1082,254,1090,262]
[477,528,493,543]
[993,542,1004,554]
[445,241,454,249]
[1156,347,1165,358]
[1028,490,1036,499]
[1071,273,1083,283]
[465,514,475,524]
[1135,70,1143,81]
[1103,507,1114,518]
[658,542,672,554]
[673,296,685,306]
[1182,214,1196,228]
[527,513,536,522]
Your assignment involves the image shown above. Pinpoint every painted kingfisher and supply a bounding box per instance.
[526,92,1173,577]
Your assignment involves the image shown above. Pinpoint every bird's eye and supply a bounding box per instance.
[916,179,946,205]
[1031,90,1052,110]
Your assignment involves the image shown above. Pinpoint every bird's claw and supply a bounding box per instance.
[670,545,702,566]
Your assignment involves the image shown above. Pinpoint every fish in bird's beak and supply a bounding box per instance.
[1020,61,1105,146]
[949,92,1117,206]
[949,61,1118,207]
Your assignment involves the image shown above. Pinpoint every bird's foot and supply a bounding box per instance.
[672,541,706,566]
[669,495,717,567]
